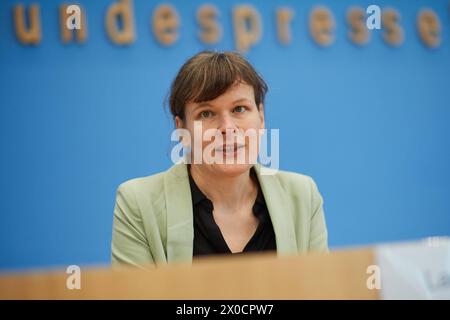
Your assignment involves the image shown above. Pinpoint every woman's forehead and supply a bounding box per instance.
[189,83,255,108]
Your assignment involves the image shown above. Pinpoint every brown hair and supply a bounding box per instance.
[168,51,268,120]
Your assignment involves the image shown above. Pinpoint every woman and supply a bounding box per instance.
[111,51,328,267]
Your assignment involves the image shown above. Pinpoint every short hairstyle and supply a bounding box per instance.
[168,51,268,120]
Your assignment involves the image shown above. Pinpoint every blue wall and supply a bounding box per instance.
[0,0,449,271]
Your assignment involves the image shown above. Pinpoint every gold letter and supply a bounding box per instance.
[309,6,335,47]
[60,4,87,44]
[152,4,180,46]
[276,7,294,45]
[197,4,221,44]
[347,7,369,45]
[382,8,403,47]
[105,0,135,45]
[233,5,262,53]
[417,9,441,48]
[13,4,41,45]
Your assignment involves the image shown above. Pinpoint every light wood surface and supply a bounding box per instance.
[0,248,379,300]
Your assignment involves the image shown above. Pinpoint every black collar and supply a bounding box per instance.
[188,167,266,210]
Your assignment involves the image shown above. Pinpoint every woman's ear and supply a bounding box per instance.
[175,116,190,146]
[259,103,265,129]
[175,116,183,129]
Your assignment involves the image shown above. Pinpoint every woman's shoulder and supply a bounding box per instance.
[256,164,320,196]
[115,163,189,201]
[116,170,167,198]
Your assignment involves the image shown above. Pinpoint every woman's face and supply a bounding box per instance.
[176,81,265,177]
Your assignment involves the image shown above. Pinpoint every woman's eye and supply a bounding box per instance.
[233,106,246,113]
[199,110,212,118]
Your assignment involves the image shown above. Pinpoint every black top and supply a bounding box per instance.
[188,168,277,257]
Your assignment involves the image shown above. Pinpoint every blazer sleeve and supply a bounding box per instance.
[111,182,154,268]
[307,177,329,252]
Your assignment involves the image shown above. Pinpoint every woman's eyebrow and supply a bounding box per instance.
[233,98,251,104]
[192,98,251,112]
[192,102,213,112]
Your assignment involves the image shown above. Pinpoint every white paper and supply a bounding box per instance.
[374,237,450,299]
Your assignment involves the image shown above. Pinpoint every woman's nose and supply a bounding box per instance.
[218,114,238,135]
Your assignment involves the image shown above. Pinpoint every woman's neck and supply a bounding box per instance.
[189,165,257,211]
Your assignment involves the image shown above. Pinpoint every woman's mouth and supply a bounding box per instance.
[215,144,245,156]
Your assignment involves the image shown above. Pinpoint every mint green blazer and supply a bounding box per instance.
[111,163,328,267]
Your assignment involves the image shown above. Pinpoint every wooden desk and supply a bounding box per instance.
[0,248,379,299]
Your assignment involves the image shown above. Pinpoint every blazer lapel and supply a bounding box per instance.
[163,162,298,264]
[254,164,299,255]
[164,162,194,264]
